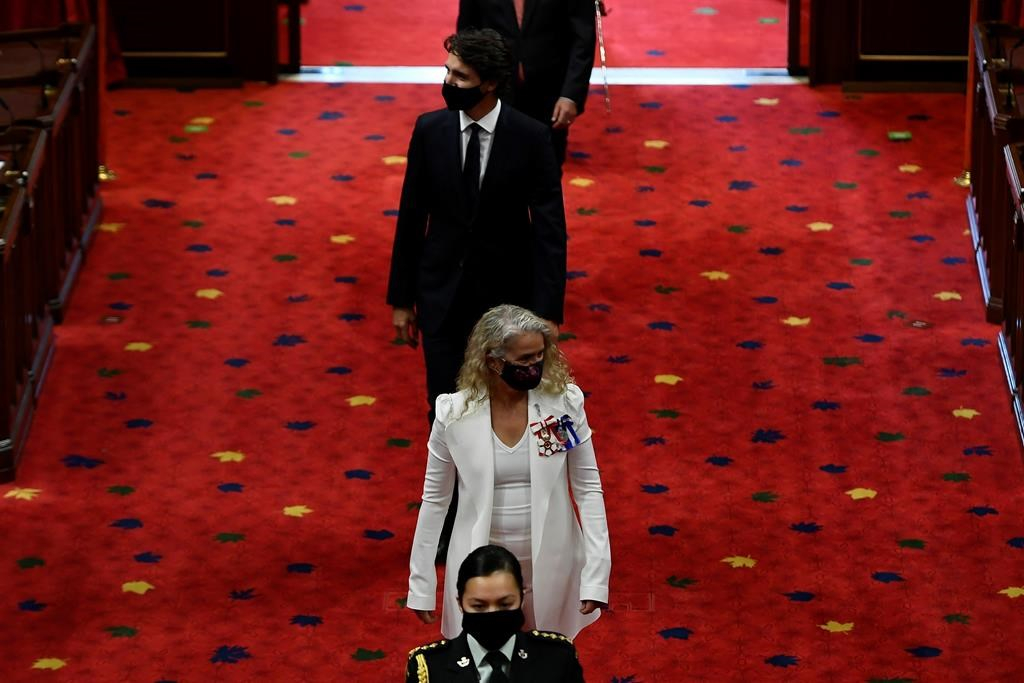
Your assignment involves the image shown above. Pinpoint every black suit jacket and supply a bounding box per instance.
[405,631,585,682]
[386,104,566,335]
[457,0,596,119]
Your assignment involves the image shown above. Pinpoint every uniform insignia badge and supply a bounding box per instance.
[517,648,528,659]
[457,656,471,668]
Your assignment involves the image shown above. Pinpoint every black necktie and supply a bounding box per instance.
[484,650,510,683]
[463,122,481,208]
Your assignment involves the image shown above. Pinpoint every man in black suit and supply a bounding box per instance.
[387,27,566,425]
[457,0,596,165]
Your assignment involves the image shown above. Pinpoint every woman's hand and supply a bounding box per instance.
[413,609,437,624]
[579,600,606,615]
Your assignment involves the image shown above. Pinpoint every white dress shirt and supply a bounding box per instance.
[466,632,516,681]
[459,99,501,187]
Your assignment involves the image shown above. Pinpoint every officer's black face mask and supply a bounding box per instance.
[462,607,525,651]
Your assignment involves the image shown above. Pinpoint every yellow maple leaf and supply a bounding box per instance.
[99,222,126,233]
[933,291,961,301]
[283,505,313,517]
[899,164,922,173]
[754,97,779,106]
[819,621,854,634]
[998,586,1024,598]
[845,488,877,500]
[267,195,298,205]
[347,395,377,407]
[807,221,833,232]
[32,658,67,671]
[122,581,155,595]
[781,316,811,327]
[569,177,595,188]
[644,140,669,149]
[211,450,245,463]
[196,289,224,300]
[4,487,42,501]
[701,271,730,281]
[382,155,407,165]
[952,407,981,420]
[654,374,683,385]
[124,342,153,352]
[191,116,215,125]
[330,234,356,245]
[721,555,756,568]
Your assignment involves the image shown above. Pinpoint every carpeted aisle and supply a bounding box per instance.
[3,81,1024,681]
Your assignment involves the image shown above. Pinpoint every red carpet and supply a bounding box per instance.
[3,82,1024,681]
[298,0,788,67]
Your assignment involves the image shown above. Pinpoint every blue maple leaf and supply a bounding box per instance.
[134,552,162,563]
[706,455,733,466]
[790,522,821,533]
[783,591,815,602]
[820,464,847,474]
[569,151,591,159]
[19,599,47,612]
[338,313,366,322]
[326,366,352,375]
[856,333,884,343]
[908,234,934,243]
[967,506,998,516]
[143,198,175,209]
[765,655,799,668]
[753,296,778,304]
[780,158,803,167]
[334,275,358,284]
[906,191,931,200]
[659,627,692,640]
[566,271,588,280]
[941,256,967,265]
[364,529,394,540]
[375,94,393,101]
[211,645,252,664]
[277,128,297,135]
[111,518,143,530]
[963,445,992,456]
[206,269,229,277]
[827,282,854,290]
[937,368,967,378]
[109,302,133,310]
[345,470,373,480]
[287,563,316,574]
[611,677,638,683]
[224,358,250,368]
[383,209,400,216]
[643,436,666,446]
[62,454,104,469]
[637,185,655,192]
[639,249,663,257]
[318,111,345,120]
[605,126,623,133]
[647,49,665,57]
[331,174,354,182]
[176,153,195,161]
[218,483,244,493]
[125,419,153,429]
[818,110,840,118]
[641,102,663,109]
[737,340,764,350]
[715,115,736,122]
[905,646,942,658]
[287,295,310,303]
[195,173,218,180]
[291,615,323,627]
[634,219,656,227]
[872,572,904,583]
[1007,537,1024,549]
[812,401,840,410]
[607,356,631,364]
[285,421,316,430]
[689,199,711,207]
[759,247,783,255]
[276,219,296,226]
[785,205,808,212]
[752,429,785,444]
[648,525,677,537]
[105,392,127,401]
[641,484,669,494]
[274,334,306,347]
[364,134,385,141]
[648,322,675,331]
[961,338,989,347]
[728,145,747,152]
[589,303,611,312]
[730,180,756,191]
[752,380,774,390]
[230,588,256,600]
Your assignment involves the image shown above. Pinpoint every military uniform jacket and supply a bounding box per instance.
[406,631,584,682]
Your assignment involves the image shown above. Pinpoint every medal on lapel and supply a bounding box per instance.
[530,407,582,456]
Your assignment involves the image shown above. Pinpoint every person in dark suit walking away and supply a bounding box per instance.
[387,28,567,562]
[457,0,596,165]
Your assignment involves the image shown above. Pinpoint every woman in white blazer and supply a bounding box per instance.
[407,304,611,640]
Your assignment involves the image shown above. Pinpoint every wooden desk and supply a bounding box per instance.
[1002,141,1024,445]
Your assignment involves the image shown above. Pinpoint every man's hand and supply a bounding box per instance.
[551,97,578,130]
[579,600,606,615]
[393,307,419,348]
[413,609,437,624]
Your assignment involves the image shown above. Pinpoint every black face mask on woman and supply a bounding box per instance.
[462,608,525,651]
[442,82,486,111]
[499,360,543,392]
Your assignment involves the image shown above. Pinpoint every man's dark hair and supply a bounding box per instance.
[444,28,515,95]
[456,544,524,600]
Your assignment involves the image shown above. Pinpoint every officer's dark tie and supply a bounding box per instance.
[463,122,482,208]
[484,650,510,683]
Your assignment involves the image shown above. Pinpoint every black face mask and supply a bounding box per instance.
[442,82,487,111]
[499,360,543,392]
[462,608,525,651]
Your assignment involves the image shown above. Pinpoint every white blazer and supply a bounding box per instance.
[407,383,611,640]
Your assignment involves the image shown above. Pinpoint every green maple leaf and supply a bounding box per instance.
[823,357,861,367]
[273,254,298,262]
[17,557,45,569]
[789,127,822,135]
[333,61,353,67]
[288,151,310,159]
[858,149,880,157]
[943,613,970,624]
[759,17,780,24]
[667,576,698,589]
[396,597,407,608]
[168,135,189,143]
[392,336,410,346]
[352,648,385,661]
[876,432,905,442]
[650,409,680,419]
[727,224,749,234]
[644,165,666,174]
[850,258,873,266]
[942,472,970,482]
[107,485,135,496]
[106,626,138,638]
[887,310,906,319]
[236,389,262,399]
[387,438,411,448]
[902,387,930,396]
[558,332,577,342]
[182,220,204,228]
[654,285,679,294]
[898,538,926,550]
[577,207,598,216]
[834,181,858,190]
[752,491,779,503]
[98,368,123,378]
[406,501,422,511]
[243,100,265,107]
[184,124,208,134]
[186,320,212,329]
[107,272,131,280]
[215,532,245,543]
[889,210,911,219]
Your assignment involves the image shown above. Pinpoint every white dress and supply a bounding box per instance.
[489,428,536,627]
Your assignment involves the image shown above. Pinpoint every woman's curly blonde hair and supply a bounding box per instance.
[456,304,573,411]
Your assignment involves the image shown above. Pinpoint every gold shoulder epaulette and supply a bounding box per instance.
[408,639,448,658]
[530,629,574,645]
